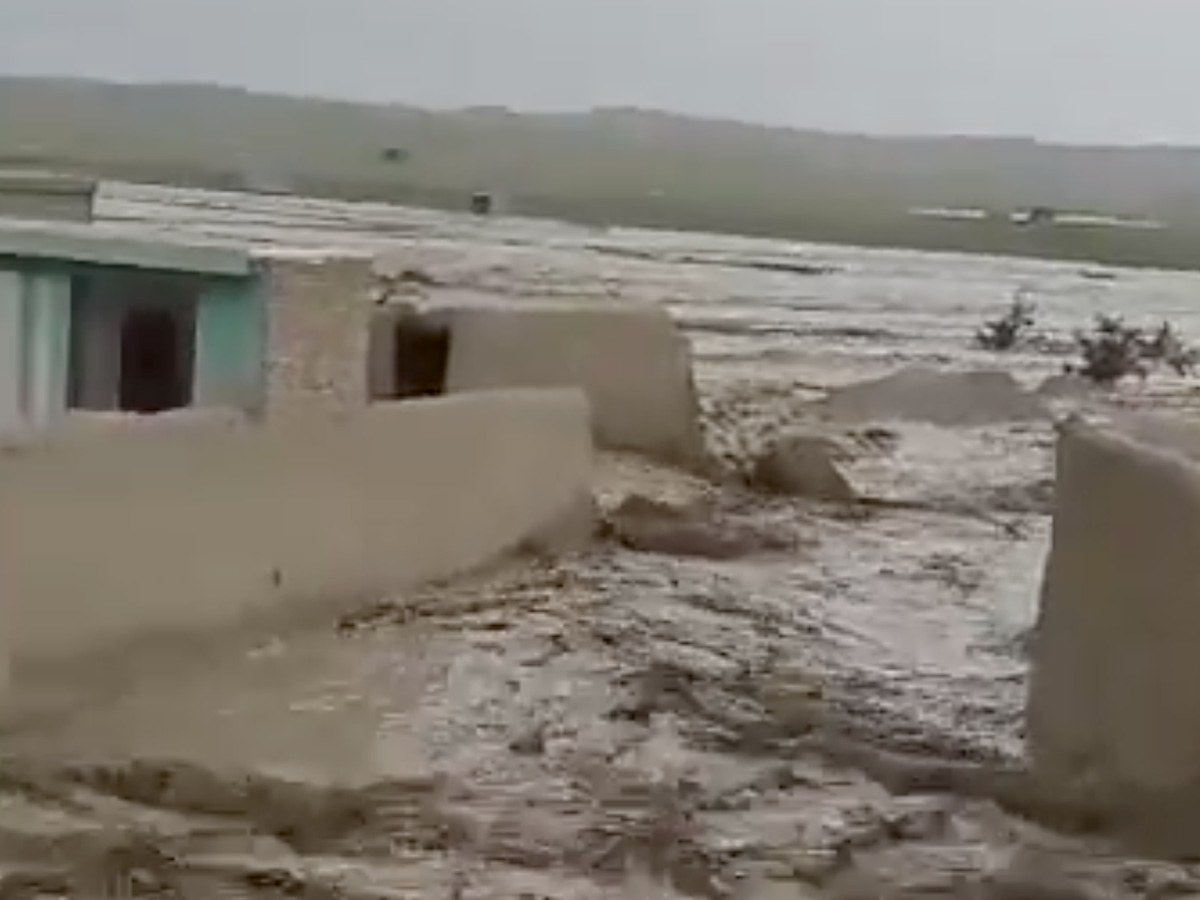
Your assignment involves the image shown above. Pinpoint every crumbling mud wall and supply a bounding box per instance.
[261,254,375,421]
[1028,414,1200,854]
[442,303,705,467]
[0,388,592,688]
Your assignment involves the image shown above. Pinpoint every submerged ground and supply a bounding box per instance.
[4,185,1200,897]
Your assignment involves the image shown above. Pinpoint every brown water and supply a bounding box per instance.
[5,184,1200,897]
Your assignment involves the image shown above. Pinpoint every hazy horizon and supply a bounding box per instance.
[2,0,1198,146]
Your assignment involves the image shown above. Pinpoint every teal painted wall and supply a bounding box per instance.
[0,257,265,427]
[0,268,24,433]
[20,269,71,429]
[194,275,266,414]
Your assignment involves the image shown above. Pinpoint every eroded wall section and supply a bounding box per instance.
[0,388,592,683]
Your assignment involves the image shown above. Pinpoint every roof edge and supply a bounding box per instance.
[0,220,253,277]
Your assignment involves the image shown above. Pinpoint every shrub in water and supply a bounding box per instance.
[976,292,1036,352]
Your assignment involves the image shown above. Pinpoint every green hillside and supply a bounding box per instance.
[3,77,1200,269]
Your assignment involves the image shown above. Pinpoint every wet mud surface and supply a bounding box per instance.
[6,185,1200,896]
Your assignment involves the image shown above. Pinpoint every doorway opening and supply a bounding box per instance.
[67,271,199,414]
[393,315,450,398]
[118,306,194,412]
[369,307,452,400]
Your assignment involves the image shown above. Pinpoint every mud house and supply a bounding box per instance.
[0,244,598,694]
[0,219,267,435]
[0,211,704,458]
[0,243,704,697]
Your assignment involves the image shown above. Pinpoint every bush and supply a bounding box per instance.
[976,291,1036,351]
[1142,320,1200,377]
[1074,315,1147,385]
[1072,315,1199,385]
[976,292,1200,386]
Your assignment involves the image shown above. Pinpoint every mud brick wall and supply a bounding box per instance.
[444,303,705,467]
[0,389,593,693]
[1029,413,1200,856]
[262,256,375,420]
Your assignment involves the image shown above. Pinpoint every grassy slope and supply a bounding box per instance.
[3,76,1200,269]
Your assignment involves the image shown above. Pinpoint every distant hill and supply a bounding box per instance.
[3,75,1200,268]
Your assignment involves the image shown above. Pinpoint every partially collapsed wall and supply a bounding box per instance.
[0,388,593,697]
[1029,414,1200,854]
[439,302,705,467]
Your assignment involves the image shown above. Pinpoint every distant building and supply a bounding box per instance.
[1048,213,1165,231]
[1011,206,1057,227]
[470,192,495,216]
[907,207,990,222]
[0,170,97,223]
[910,203,1165,233]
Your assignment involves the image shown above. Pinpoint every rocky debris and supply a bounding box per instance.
[395,267,442,287]
[983,477,1055,515]
[605,494,795,559]
[58,759,378,853]
[854,426,902,454]
[519,490,599,556]
[701,386,901,485]
[818,367,1049,427]
[696,379,825,476]
[335,559,580,633]
[750,434,858,502]
[370,267,443,304]
[593,452,715,511]
[1038,372,1100,401]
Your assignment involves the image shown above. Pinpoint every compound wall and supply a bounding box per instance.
[1029,413,1200,854]
[442,303,705,467]
[0,388,592,688]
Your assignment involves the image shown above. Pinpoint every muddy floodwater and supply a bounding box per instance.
[5,183,1200,897]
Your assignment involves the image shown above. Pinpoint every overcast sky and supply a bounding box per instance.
[1,0,1195,144]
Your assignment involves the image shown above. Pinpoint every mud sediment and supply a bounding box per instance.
[0,511,1172,898]
[0,399,1128,898]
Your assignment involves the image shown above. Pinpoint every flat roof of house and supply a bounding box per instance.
[0,216,253,277]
